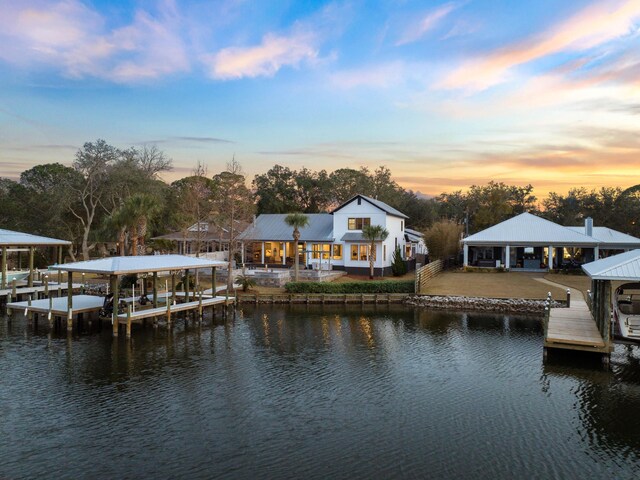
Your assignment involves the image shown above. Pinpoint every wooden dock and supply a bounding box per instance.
[544,291,612,354]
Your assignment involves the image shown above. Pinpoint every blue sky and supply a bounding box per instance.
[1,0,639,196]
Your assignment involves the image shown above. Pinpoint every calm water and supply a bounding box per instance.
[1,305,640,479]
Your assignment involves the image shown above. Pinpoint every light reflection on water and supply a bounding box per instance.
[1,305,639,479]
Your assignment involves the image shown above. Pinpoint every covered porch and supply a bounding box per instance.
[464,244,601,271]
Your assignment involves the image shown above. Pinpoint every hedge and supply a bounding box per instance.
[284,280,415,294]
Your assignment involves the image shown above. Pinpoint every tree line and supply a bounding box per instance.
[1,139,638,263]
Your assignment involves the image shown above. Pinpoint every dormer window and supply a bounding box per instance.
[348,217,370,230]
[357,197,361,205]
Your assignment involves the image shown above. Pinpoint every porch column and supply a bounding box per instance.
[241,242,245,264]
[463,244,469,267]
[505,245,510,270]
[548,245,554,270]
[594,245,600,261]
[282,242,286,265]
[261,242,265,264]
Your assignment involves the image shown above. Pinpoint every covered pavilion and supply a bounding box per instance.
[48,254,228,336]
[463,213,640,271]
[0,228,71,289]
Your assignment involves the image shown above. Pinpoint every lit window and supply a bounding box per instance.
[332,245,342,259]
[348,218,371,230]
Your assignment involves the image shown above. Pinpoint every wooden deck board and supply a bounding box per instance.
[545,293,608,351]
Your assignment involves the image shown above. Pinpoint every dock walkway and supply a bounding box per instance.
[537,279,611,353]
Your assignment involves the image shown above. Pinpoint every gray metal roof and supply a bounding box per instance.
[237,214,334,242]
[405,230,423,243]
[49,254,226,275]
[341,232,366,242]
[582,250,640,280]
[463,212,598,246]
[0,228,71,247]
[332,194,409,219]
[566,226,640,248]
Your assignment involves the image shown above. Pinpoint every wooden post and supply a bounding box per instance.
[11,278,17,298]
[67,307,73,332]
[44,275,49,297]
[212,267,216,296]
[27,295,33,324]
[48,295,53,326]
[152,272,158,308]
[6,293,11,316]
[111,275,119,337]
[126,304,132,338]
[1,246,6,290]
[171,273,176,305]
[185,269,190,302]
[28,246,34,288]
[166,298,172,329]
[198,289,203,321]
[67,271,73,311]
[57,246,63,284]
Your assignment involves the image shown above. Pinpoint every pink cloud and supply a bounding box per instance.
[202,31,318,80]
[438,0,640,91]
[0,0,189,83]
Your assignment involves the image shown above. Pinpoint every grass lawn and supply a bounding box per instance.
[543,274,591,298]
[421,271,567,300]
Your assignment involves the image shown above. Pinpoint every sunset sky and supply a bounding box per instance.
[1,0,639,197]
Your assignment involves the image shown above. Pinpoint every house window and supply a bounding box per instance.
[332,245,342,259]
[348,217,371,230]
[350,244,368,261]
[312,244,333,259]
[405,244,412,259]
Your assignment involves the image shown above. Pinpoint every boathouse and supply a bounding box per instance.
[462,213,640,271]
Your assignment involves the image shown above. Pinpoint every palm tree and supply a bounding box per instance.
[124,194,160,255]
[284,213,309,282]
[362,224,389,279]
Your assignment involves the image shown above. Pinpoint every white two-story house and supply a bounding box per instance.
[237,194,425,275]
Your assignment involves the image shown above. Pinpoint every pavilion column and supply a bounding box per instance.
[463,244,469,267]
[152,272,158,308]
[505,245,510,270]
[57,246,63,284]
[261,242,265,265]
[28,246,34,288]
[282,242,286,265]
[548,245,554,270]
[594,245,600,261]
[111,275,119,337]
[1,246,7,289]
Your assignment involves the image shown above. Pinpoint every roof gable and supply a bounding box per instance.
[582,249,640,280]
[331,194,408,219]
[463,212,597,246]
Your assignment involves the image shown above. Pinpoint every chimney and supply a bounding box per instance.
[585,217,593,237]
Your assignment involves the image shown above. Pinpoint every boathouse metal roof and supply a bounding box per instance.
[463,213,598,246]
[237,214,334,242]
[566,226,640,249]
[0,228,71,247]
[49,254,226,275]
[582,249,640,281]
[331,194,409,219]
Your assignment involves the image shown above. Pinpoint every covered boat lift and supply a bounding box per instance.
[36,254,229,336]
[0,228,71,290]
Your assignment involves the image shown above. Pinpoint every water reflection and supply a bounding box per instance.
[1,306,639,479]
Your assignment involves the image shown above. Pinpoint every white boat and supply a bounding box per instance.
[0,271,30,286]
[613,283,640,340]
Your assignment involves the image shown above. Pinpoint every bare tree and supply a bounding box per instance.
[211,158,255,290]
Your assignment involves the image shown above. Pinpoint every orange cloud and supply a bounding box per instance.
[438,0,640,91]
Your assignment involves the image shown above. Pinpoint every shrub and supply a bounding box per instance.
[424,220,463,260]
[391,246,407,276]
[284,280,414,294]
[236,274,256,292]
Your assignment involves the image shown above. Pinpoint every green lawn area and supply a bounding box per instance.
[543,274,591,298]
[420,271,567,300]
